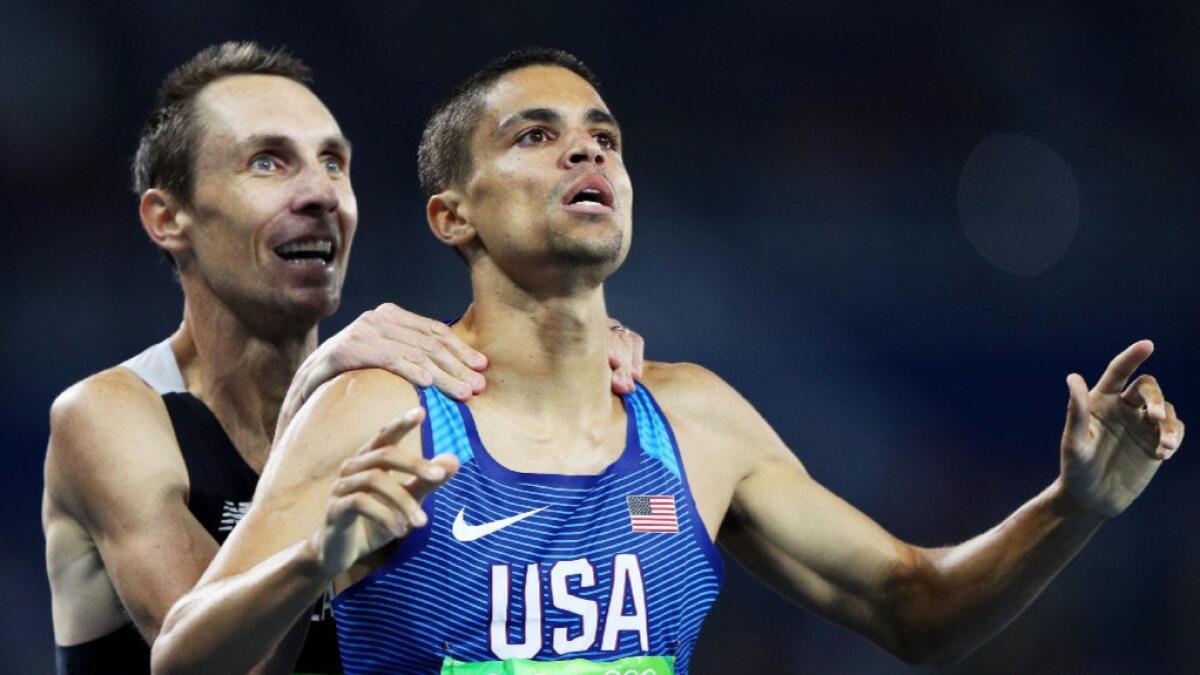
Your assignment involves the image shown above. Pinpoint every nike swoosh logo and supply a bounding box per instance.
[452,505,548,542]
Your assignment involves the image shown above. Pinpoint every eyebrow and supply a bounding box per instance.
[494,107,621,136]
[239,133,353,156]
[584,108,620,131]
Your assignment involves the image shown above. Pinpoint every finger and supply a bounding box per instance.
[421,340,486,399]
[291,361,326,409]
[372,303,440,332]
[607,321,635,393]
[630,331,645,382]
[610,345,634,394]
[1063,373,1091,450]
[342,446,448,482]
[329,493,406,537]
[401,453,461,503]
[375,362,435,389]
[1120,374,1166,421]
[1160,402,1184,458]
[1094,340,1154,395]
[332,469,427,526]
[374,305,488,372]
[431,323,488,372]
[361,407,425,455]
[377,348,435,388]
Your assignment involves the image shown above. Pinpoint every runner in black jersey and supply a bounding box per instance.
[44,43,648,672]
[40,42,494,675]
[43,41,651,674]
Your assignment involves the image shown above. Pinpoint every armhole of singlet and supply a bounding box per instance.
[120,339,187,395]
[55,621,151,675]
[335,385,442,602]
[638,384,726,586]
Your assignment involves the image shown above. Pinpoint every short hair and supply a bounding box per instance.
[131,41,312,203]
[417,47,600,198]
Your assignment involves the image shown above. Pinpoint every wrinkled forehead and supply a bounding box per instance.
[476,65,613,135]
[194,74,344,155]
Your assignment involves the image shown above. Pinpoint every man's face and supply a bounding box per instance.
[183,74,357,330]
[458,65,633,285]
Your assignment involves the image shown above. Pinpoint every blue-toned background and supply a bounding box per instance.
[3,2,1196,672]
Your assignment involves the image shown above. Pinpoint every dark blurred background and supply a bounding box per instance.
[3,1,1196,672]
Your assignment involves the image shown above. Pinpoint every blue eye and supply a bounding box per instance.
[322,156,344,174]
[251,155,278,172]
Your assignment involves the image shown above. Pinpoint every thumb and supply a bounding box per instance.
[1063,373,1091,450]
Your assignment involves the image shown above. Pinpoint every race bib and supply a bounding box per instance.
[440,655,674,675]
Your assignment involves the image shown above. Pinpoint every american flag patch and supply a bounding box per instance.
[626,495,678,533]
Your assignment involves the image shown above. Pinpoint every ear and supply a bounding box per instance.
[426,190,476,249]
[139,189,192,261]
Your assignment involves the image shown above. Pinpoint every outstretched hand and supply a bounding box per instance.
[1060,340,1184,518]
[312,407,459,577]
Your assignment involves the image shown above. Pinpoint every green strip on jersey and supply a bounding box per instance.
[440,654,675,674]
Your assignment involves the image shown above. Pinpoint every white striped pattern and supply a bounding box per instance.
[333,385,722,674]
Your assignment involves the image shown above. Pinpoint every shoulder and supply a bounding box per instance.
[46,366,185,524]
[262,368,422,489]
[282,367,421,438]
[49,366,177,466]
[642,360,798,467]
[642,361,757,426]
[51,366,165,431]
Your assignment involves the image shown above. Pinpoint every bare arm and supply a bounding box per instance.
[662,341,1183,664]
[153,370,456,675]
[723,447,1104,664]
[44,370,219,644]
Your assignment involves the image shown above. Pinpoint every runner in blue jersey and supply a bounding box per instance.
[154,49,1184,675]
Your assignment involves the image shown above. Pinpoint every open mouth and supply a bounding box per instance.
[274,238,335,266]
[568,188,609,207]
[563,175,615,210]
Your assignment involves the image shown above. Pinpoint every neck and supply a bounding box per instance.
[171,285,318,465]
[455,266,614,427]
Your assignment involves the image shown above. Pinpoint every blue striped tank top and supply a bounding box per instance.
[332,384,723,674]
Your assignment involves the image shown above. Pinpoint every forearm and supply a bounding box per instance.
[893,478,1105,663]
[151,538,333,675]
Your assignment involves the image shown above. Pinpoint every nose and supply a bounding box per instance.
[560,132,606,170]
[292,162,340,215]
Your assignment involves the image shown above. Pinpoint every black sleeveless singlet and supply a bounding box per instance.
[54,392,342,674]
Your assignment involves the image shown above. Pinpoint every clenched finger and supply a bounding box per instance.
[1120,374,1166,421]
[332,469,427,526]
[1160,402,1184,458]
[608,320,637,393]
[609,351,633,394]
[1094,340,1154,395]
[328,493,406,537]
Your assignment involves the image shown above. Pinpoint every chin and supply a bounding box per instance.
[548,230,625,267]
[280,289,341,326]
